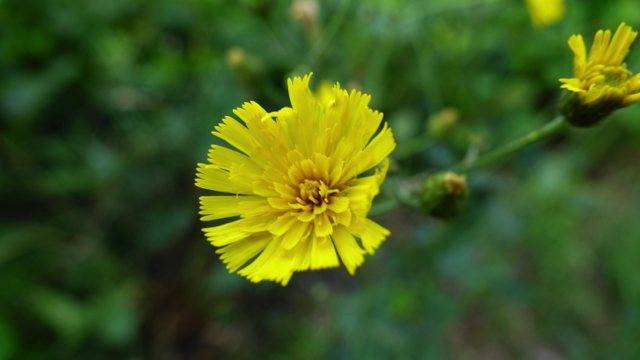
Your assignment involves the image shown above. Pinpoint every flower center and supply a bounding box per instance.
[602,66,631,86]
[298,179,338,207]
[278,154,352,231]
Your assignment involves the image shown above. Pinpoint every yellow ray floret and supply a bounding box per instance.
[559,23,640,107]
[525,0,565,28]
[195,73,396,285]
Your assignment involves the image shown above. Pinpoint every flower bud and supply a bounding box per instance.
[290,0,319,42]
[291,0,319,26]
[427,107,459,139]
[559,89,622,128]
[559,23,640,128]
[226,47,263,81]
[421,172,469,219]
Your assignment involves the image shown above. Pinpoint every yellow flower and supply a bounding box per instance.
[560,23,640,105]
[195,73,396,285]
[525,0,565,28]
[559,23,640,126]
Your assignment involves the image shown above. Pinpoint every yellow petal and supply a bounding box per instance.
[334,208,352,227]
[267,197,291,210]
[327,196,350,214]
[199,195,261,221]
[310,236,339,270]
[203,220,252,247]
[238,199,271,218]
[623,92,640,105]
[347,217,390,254]
[268,212,298,236]
[213,116,255,155]
[208,145,263,176]
[238,236,295,285]
[568,35,586,76]
[332,225,365,275]
[195,164,254,194]
[361,124,396,173]
[314,212,333,237]
[216,232,272,273]
[603,23,632,66]
[281,220,310,250]
[588,30,605,62]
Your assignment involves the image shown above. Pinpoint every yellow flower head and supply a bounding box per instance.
[525,0,565,28]
[195,73,396,285]
[559,23,640,126]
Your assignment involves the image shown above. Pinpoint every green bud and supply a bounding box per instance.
[421,172,469,219]
[559,90,622,128]
[291,0,320,42]
[427,107,459,139]
[226,47,264,81]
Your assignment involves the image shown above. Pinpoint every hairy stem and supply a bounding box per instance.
[449,115,567,173]
[370,115,568,215]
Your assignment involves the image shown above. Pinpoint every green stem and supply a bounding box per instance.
[371,115,568,216]
[450,115,567,173]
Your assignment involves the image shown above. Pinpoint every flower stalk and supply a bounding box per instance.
[370,115,568,217]
[449,115,567,173]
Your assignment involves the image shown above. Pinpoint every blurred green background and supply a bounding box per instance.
[2,0,640,358]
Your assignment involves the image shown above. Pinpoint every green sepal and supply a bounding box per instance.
[421,172,469,219]
[559,90,622,128]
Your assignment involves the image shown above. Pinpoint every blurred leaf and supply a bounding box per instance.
[0,317,18,360]
[89,281,140,346]
[30,289,87,344]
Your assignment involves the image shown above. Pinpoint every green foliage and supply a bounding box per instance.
[2,0,640,358]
